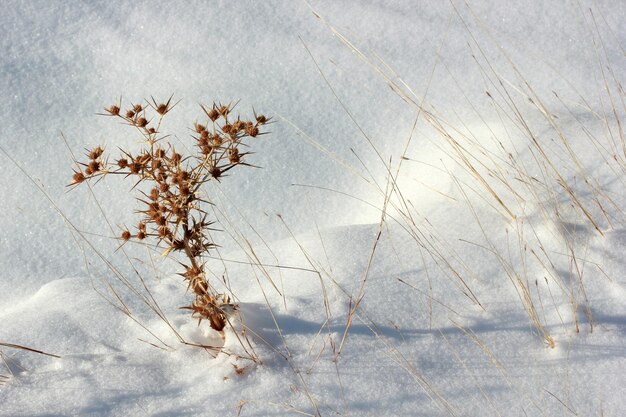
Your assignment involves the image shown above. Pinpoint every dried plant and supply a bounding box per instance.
[70,96,270,333]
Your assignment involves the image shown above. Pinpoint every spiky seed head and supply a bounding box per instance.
[156,103,168,115]
[106,105,120,116]
[136,117,148,128]
[207,108,219,121]
[126,110,135,118]
[229,148,240,163]
[158,226,171,239]
[121,230,131,241]
[89,146,104,160]
[210,166,221,178]
[147,208,159,220]
[137,153,151,164]
[72,171,85,184]
[246,126,259,137]
[210,134,223,147]
[129,162,141,174]
[88,160,100,173]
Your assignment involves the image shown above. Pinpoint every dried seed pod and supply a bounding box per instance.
[88,160,100,173]
[88,146,104,160]
[207,108,219,121]
[149,188,160,201]
[178,184,189,197]
[209,134,223,147]
[146,208,159,220]
[210,166,221,178]
[126,110,136,118]
[158,226,171,239]
[121,230,132,241]
[136,117,148,128]
[117,158,128,168]
[229,148,240,164]
[218,105,230,117]
[246,125,259,137]
[137,153,151,164]
[129,162,142,174]
[156,103,168,115]
[72,171,85,184]
[106,105,120,116]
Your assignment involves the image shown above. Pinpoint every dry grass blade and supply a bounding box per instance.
[0,342,61,358]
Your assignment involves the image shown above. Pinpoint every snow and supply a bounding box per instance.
[1,0,625,416]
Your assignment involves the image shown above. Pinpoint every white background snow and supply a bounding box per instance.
[1,1,625,416]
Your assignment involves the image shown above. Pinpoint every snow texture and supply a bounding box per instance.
[1,1,625,416]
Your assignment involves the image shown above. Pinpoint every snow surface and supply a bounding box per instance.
[1,1,625,416]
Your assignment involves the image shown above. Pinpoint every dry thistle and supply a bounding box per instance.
[71,97,271,333]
